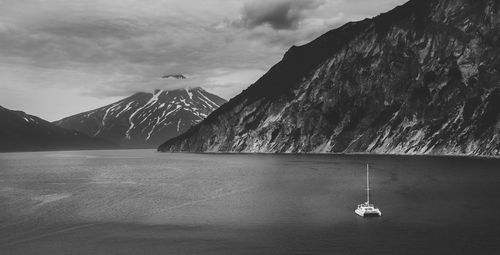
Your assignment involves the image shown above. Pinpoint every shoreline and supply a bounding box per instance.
[157,150,500,160]
[2,148,499,160]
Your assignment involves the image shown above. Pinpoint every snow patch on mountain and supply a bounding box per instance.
[55,87,227,148]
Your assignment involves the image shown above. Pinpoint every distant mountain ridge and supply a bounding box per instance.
[159,0,500,156]
[0,105,116,152]
[55,87,226,148]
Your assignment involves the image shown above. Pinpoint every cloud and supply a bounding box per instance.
[236,0,325,30]
[204,68,265,97]
[0,0,408,121]
[162,74,187,79]
[244,14,346,48]
[38,18,151,40]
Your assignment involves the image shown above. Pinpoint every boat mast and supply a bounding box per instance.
[366,164,370,204]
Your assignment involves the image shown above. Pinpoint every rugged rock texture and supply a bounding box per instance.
[56,87,226,148]
[159,0,500,156]
[0,105,116,152]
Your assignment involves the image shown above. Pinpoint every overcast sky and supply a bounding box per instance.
[0,0,407,121]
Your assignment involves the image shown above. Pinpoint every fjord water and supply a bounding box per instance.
[0,150,499,254]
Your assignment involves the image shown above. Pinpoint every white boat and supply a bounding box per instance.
[355,164,382,217]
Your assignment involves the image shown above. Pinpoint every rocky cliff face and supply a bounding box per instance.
[159,0,500,156]
[0,105,116,152]
[56,87,226,148]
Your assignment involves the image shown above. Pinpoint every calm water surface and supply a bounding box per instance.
[0,150,499,254]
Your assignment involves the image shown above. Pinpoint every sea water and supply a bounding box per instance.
[0,150,499,254]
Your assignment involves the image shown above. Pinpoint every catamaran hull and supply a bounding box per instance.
[355,209,382,217]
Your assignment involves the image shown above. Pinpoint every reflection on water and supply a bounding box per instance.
[0,150,499,254]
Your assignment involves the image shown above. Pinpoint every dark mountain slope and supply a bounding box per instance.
[159,0,500,156]
[0,106,117,152]
[55,87,226,148]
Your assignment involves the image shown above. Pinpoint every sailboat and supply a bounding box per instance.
[355,164,382,217]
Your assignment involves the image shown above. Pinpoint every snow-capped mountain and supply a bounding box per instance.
[0,105,116,152]
[55,87,226,148]
[159,0,500,156]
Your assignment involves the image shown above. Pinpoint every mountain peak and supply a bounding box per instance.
[1,105,116,152]
[56,87,227,148]
[150,87,204,94]
[159,0,500,156]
